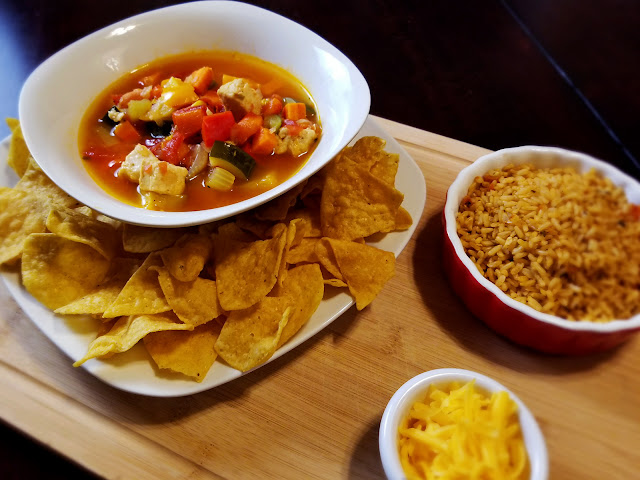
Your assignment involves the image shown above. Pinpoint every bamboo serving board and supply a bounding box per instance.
[1,116,638,479]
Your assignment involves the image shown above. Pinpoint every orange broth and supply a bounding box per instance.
[78,51,321,211]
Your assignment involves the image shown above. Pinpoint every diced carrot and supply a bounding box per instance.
[113,121,141,142]
[185,67,214,95]
[283,102,307,121]
[144,163,153,174]
[230,112,263,145]
[201,111,235,147]
[262,94,284,116]
[200,89,224,112]
[251,128,279,155]
[172,105,206,137]
[158,162,168,174]
[140,72,163,87]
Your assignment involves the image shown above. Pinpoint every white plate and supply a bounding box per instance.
[0,116,426,397]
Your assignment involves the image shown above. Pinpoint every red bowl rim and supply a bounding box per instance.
[444,145,640,334]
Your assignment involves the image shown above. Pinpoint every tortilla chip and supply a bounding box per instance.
[323,238,395,310]
[284,208,322,239]
[277,264,324,347]
[160,233,211,282]
[286,238,320,265]
[235,213,273,239]
[348,137,399,185]
[315,238,344,281]
[54,258,142,315]
[5,119,31,178]
[0,187,49,265]
[214,297,291,372]
[155,267,221,326]
[254,181,307,221]
[122,224,185,253]
[15,160,80,209]
[103,253,171,318]
[395,206,413,230]
[46,207,120,259]
[144,320,222,382]
[73,311,192,366]
[213,225,287,311]
[21,233,111,310]
[320,155,404,240]
[216,221,257,242]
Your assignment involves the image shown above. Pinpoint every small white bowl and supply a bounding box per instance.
[18,1,370,227]
[443,146,640,354]
[379,368,548,480]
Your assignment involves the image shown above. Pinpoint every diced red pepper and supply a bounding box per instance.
[185,67,214,95]
[113,121,141,142]
[262,94,284,116]
[230,112,263,145]
[251,128,279,155]
[201,111,235,147]
[172,105,206,137]
[200,89,224,112]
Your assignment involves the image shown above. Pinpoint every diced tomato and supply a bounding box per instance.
[172,105,206,137]
[151,84,163,98]
[185,67,214,95]
[230,112,263,145]
[262,94,284,116]
[283,102,307,121]
[113,121,141,142]
[201,111,235,147]
[200,89,224,112]
[111,93,123,104]
[155,130,189,165]
[251,128,279,155]
[117,88,148,108]
[282,119,304,136]
[82,143,133,163]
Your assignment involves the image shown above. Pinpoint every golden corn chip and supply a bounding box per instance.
[324,278,348,288]
[395,206,413,230]
[103,253,171,318]
[270,221,299,296]
[54,258,142,315]
[155,267,221,326]
[21,233,111,310]
[0,187,49,265]
[46,208,120,260]
[122,223,185,253]
[73,311,192,366]
[160,233,211,282]
[216,221,257,242]
[144,320,222,382]
[214,225,287,311]
[320,155,404,240]
[346,137,399,186]
[15,160,80,209]
[5,118,31,178]
[235,213,273,239]
[254,181,306,221]
[324,238,395,310]
[277,264,324,348]
[284,208,322,239]
[315,238,344,281]
[214,297,291,372]
[286,238,320,265]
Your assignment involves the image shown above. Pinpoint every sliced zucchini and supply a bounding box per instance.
[146,121,173,138]
[209,141,256,181]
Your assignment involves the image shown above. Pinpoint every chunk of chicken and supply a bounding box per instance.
[118,144,188,196]
[217,78,263,121]
[275,126,318,157]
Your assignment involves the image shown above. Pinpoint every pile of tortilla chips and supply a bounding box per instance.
[0,119,411,382]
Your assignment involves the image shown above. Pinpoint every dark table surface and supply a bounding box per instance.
[1,0,639,478]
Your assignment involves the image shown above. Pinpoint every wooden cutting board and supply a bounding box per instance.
[1,116,638,479]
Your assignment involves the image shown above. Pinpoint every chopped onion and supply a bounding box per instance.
[186,143,209,179]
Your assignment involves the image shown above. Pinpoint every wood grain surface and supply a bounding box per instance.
[1,116,638,479]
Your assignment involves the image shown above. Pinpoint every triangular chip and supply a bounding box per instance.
[395,206,413,230]
[46,207,120,259]
[5,118,31,178]
[215,297,291,372]
[214,225,287,311]
[160,233,211,282]
[21,233,111,310]
[73,312,192,366]
[155,267,222,326]
[254,181,307,221]
[144,320,222,382]
[122,223,185,253]
[103,253,171,318]
[286,237,320,265]
[315,237,344,282]
[277,264,324,347]
[15,160,80,209]
[0,187,49,265]
[324,238,395,310]
[320,155,404,240]
[54,258,142,315]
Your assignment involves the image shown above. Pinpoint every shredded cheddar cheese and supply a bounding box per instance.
[398,380,529,479]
